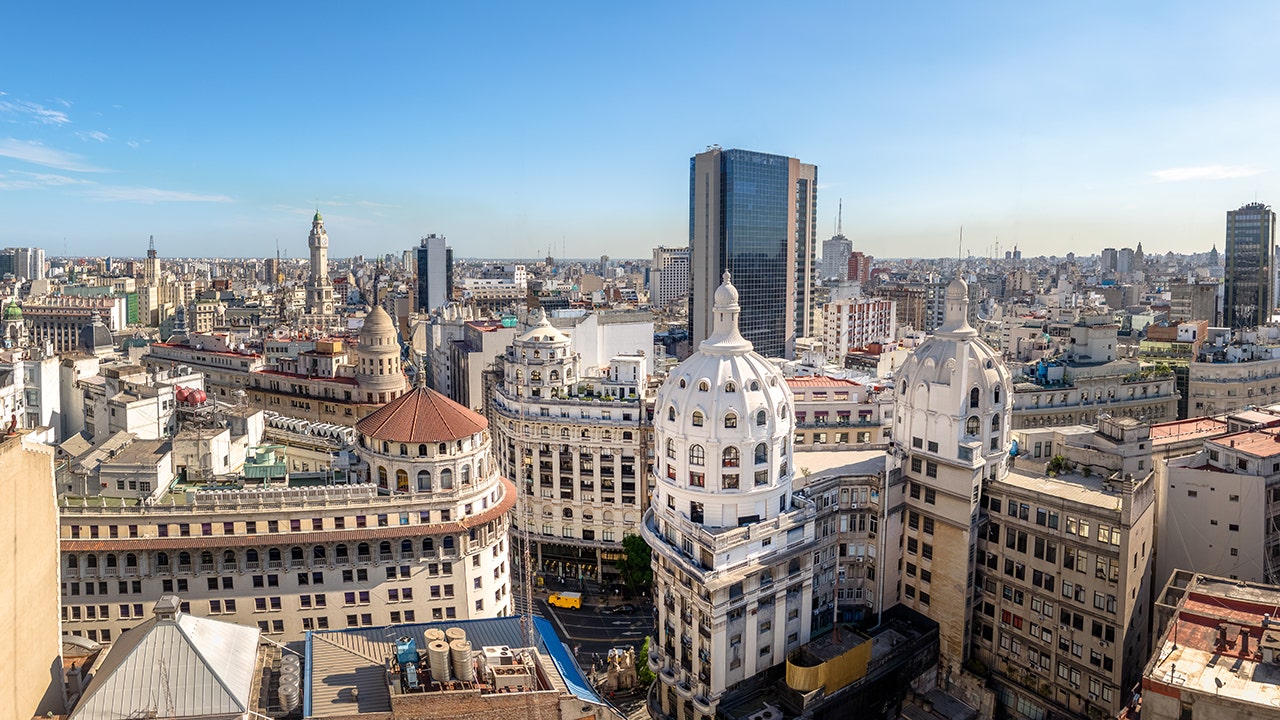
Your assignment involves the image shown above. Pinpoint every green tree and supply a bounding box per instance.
[638,636,656,685]
[617,533,653,593]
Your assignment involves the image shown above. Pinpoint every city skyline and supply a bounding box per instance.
[1,3,1277,259]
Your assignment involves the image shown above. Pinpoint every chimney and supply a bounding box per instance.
[1240,627,1251,656]
[1216,624,1229,651]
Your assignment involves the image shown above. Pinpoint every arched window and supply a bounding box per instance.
[418,444,428,456]
[462,465,471,484]
[291,547,304,561]
[561,428,569,438]
[698,380,709,392]
[439,442,448,454]
[379,541,392,558]
[106,554,117,568]
[755,443,768,465]
[679,379,687,388]
[313,546,327,560]
[246,549,259,563]
[440,468,454,489]
[562,508,574,519]
[176,552,189,567]
[67,555,78,569]
[378,466,388,488]
[692,411,704,427]
[756,410,767,426]
[198,551,212,566]
[417,470,432,491]
[155,553,167,567]
[126,553,137,567]
[724,412,738,429]
[423,538,435,553]
[396,469,409,492]
[668,406,676,421]
[726,381,736,393]
[723,447,740,467]
[991,415,1001,431]
[750,381,760,391]
[334,546,347,561]
[689,444,705,465]
[401,540,413,556]
[268,548,281,562]
[382,441,390,454]
[970,387,980,408]
[666,439,675,459]
[551,369,560,381]
[443,536,455,551]
[994,386,1001,403]
[400,443,408,456]
[966,416,980,436]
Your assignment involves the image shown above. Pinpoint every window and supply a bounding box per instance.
[970,387,980,408]
[724,413,737,429]
[692,411,704,427]
[689,445,705,465]
[966,416,980,436]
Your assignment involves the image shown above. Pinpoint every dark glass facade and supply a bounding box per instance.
[415,239,453,314]
[1224,202,1275,328]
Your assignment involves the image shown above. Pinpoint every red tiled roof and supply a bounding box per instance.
[786,376,859,388]
[356,386,487,442]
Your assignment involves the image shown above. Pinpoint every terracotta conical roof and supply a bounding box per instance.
[356,386,486,443]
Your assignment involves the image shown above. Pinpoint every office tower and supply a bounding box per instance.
[1224,202,1276,328]
[14,247,44,281]
[651,246,691,308]
[1117,247,1135,274]
[1100,247,1118,273]
[889,275,1012,668]
[144,235,160,286]
[689,147,817,359]
[0,249,14,279]
[820,201,852,281]
[414,234,453,314]
[644,273,816,720]
[305,212,335,315]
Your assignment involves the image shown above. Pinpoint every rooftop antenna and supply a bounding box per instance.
[836,199,843,236]
[148,235,155,253]
[958,225,964,263]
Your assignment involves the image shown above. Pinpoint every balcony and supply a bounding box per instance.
[198,563,214,573]
[648,651,662,673]
[675,679,694,699]
[692,692,714,715]
[177,564,192,574]
[660,666,676,682]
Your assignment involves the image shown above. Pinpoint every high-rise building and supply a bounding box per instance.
[820,203,852,281]
[643,272,817,720]
[889,275,1012,668]
[415,234,453,314]
[689,147,817,359]
[822,283,896,362]
[847,251,872,285]
[1224,202,1275,328]
[651,246,691,309]
[305,212,335,316]
[1101,247,1118,273]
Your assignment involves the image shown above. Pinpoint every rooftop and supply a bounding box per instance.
[786,376,861,388]
[356,386,487,443]
[1150,417,1229,447]
[999,466,1125,511]
[1144,572,1280,714]
[1208,429,1280,459]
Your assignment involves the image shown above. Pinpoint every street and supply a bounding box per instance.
[535,596,655,660]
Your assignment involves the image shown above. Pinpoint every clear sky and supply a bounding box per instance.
[1,2,1277,260]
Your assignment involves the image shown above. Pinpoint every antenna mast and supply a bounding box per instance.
[837,199,843,236]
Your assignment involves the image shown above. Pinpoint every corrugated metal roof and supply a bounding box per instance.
[69,610,260,720]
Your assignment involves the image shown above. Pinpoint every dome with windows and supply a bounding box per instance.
[355,306,405,397]
[651,271,795,528]
[893,273,1012,466]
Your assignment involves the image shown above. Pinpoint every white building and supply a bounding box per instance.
[652,246,692,309]
[822,283,896,363]
[643,272,817,720]
[305,212,336,316]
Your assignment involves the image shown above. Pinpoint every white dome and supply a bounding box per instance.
[516,308,570,345]
[652,272,795,529]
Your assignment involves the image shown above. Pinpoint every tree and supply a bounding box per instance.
[638,636,656,685]
[617,533,653,594]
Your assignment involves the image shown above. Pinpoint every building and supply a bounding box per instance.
[23,296,125,355]
[1158,428,1280,586]
[0,433,64,718]
[306,212,336,316]
[821,219,852,281]
[491,309,649,585]
[1168,281,1219,325]
[889,274,1013,672]
[822,284,896,363]
[690,147,818,359]
[1187,342,1280,418]
[643,272,818,720]
[847,251,872,285]
[974,418,1156,719]
[652,246,692,308]
[58,382,514,645]
[5,245,46,281]
[66,595,275,720]
[872,284,927,333]
[1137,570,1280,719]
[305,615,624,720]
[788,376,891,448]
[415,234,454,314]
[1223,202,1275,328]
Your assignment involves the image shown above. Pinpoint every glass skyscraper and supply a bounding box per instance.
[689,147,817,359]
[1224,202,1275,328]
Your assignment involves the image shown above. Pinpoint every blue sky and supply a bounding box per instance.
[1,2,1277,260]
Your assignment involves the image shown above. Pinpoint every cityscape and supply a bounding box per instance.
[4,5,1280,720]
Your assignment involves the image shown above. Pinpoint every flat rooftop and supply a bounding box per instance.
[793,448,886,483]
[1151,417,1229,447]
[1208,430,1280,458]
[999,466,1124,511]
[1146,573,1280,713]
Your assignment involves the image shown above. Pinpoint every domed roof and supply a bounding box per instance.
[516,308,569,344]
[3,301,20,319]
[313,211,323,223]
[80,312,114,354]
[358,306,396,343]
[356,386,487,443]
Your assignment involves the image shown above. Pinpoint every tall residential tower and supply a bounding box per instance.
[689,147,817,359]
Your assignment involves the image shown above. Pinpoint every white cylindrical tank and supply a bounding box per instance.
[450,639,473,683]
[428,640,451,682]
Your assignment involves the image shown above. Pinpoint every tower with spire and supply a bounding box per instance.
[305,212,335,316]
[821,198,853,281]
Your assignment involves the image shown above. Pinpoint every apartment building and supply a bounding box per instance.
[973,417,1156,720]
[788,376,891,448]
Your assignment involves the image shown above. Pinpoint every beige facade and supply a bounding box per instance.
[1,434,64,718]
[1187,356,1280,417]
[492,311,650,583]
[1012,362,1176,430]
[973,419,1156,720]
[788,376,891,449]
